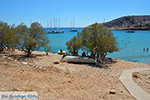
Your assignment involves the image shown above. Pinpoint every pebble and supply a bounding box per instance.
[53,60,60,64]
[49,89,54,92]
[22,62,28,65]
[146,75,150,79]
[3,56,7,58]
[43,68,47,70]
[39,66,42,69]
[109,89,116,94]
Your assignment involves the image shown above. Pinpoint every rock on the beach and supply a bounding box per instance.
[53,60,60,64]
[21,62,28,65]
[109,89,116,94]
[146,75,150,79]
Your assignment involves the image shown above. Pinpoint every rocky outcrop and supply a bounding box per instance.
[88,15,150,30]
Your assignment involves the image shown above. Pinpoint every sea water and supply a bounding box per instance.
[42,28,150,64]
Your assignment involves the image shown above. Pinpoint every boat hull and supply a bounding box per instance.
[61,55,96,64]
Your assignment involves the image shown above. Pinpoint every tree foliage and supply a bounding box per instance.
[0,21,18,51]
[0,21,51,57]
[66,23,119,63]
[66,36,81,56]
[17,22,50,57]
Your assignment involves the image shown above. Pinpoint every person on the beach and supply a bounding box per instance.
[60,49,62,53]
[143,48,145,51]
[82,52,86,56]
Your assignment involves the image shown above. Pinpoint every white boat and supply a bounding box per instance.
[48,30,64,34]
[70,29,77,32]
[70,19,78,32]
[61,55,96,64]
[47,18,64,34]
[126,30,135,33]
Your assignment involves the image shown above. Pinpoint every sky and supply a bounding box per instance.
[0,0,150,27]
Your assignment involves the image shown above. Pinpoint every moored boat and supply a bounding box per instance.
[126,30,135,33]
[70,19,78,32]
[70,29,77,32]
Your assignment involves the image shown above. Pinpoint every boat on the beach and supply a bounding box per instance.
[61,55,96,64]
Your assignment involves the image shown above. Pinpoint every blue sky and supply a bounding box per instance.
[0,0,150,27]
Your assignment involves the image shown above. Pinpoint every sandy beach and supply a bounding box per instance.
[0,50,150,100]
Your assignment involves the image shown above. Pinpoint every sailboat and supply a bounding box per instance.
[47,18,64,34]
[47,20,51,33]
[70,19,78,32]
[55,18,64,33]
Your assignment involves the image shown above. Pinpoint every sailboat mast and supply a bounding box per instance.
[47,20,49,29]
[56,18,57,30]
[59,18,60,30]
[71,21,72,28]
[53,17,55,29]
[73,18,75,28]
[50,19,51,29]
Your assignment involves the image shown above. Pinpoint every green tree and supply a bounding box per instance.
[120,20,123,24]
[0,21,5,52]
[8,24,18,51]
[44,41,51,55]
[17,22,50,57]
[78,23,118,63]
[0,22,10,48]
[0,22,18,51]
[16,23,28,51]
[66,36,81,56]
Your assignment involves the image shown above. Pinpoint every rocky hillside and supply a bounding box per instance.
[90,15,150,30]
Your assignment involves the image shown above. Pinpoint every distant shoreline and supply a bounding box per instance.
[87,15,150,31]
[110,28,150,31]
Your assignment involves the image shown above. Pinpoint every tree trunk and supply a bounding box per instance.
[46,51,48,55]
[90,52,95,58]
[101,54,105,64]
[27,49,32,57]
[12,47,15,51]
[96,54,99,60]
[0,46,4,53]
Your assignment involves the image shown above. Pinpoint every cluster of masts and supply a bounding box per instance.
[47,18,64,34]
[47,18,77,34]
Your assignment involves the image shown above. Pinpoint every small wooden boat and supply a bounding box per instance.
[61,55,96,64]
[58,51,66,55]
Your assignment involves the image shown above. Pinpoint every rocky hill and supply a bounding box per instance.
[89,15,150,30]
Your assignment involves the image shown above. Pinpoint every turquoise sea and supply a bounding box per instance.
[42,28,150,64]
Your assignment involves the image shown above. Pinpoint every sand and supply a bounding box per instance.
[133,70,150,94]
[0,50,150,100]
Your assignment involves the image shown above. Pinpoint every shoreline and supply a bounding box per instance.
[35,50,150,65]
[3,49,150,65]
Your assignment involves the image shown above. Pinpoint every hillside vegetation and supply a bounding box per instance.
[89,15,150,30]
